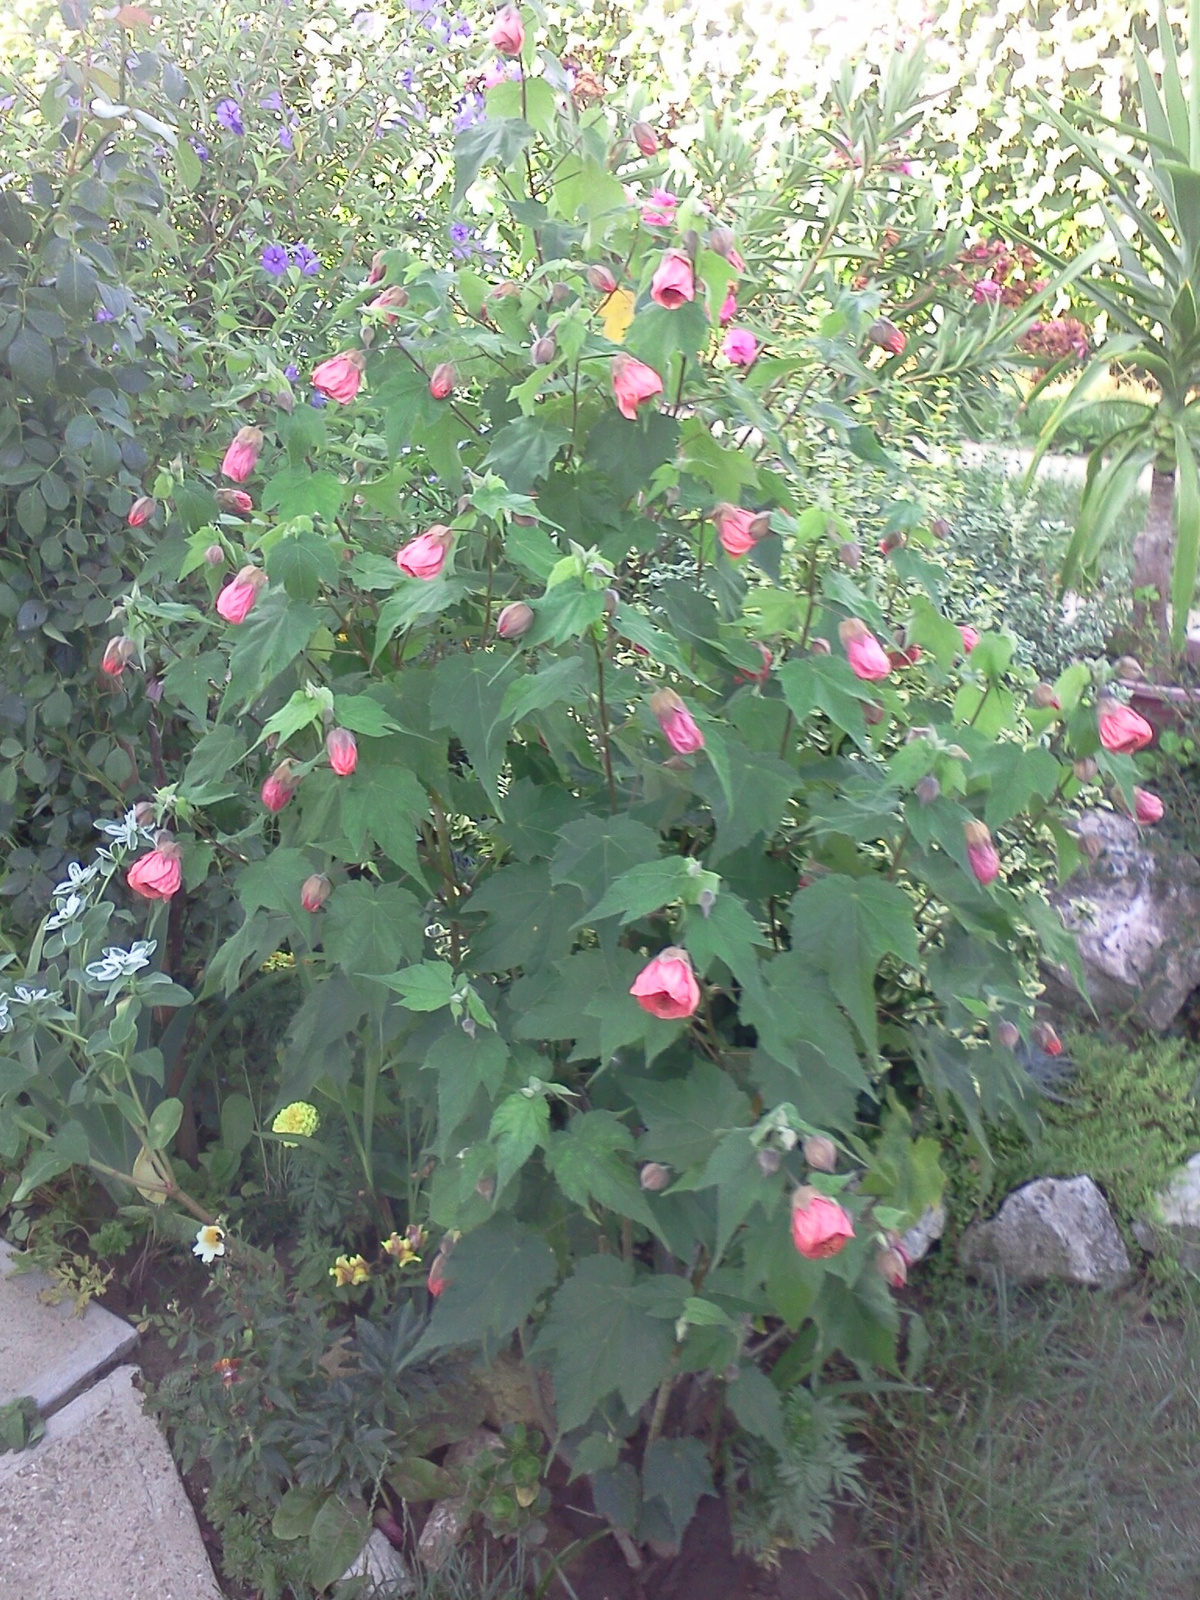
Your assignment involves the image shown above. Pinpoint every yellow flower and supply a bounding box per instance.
[272,1101,319,1147]
[193,1224,226,1264]
[330,1254,370,1287]
[381,1232,421,1267]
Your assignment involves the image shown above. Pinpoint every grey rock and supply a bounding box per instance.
[416,1497,470,1571]
[960,1175,1132,1289]
[1043,809,1200,1031]
[900,1202,946,1265]
[0,1366,222,1600]
[1134,1152,1200,1269]
[0,1237,138,1413]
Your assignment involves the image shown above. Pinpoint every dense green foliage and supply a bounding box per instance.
[0,0,1180,1585]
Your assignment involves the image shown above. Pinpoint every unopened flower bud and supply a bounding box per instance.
[839,540,862,570]
[810,637,831,655]
[548,282,570,307]
[708,225,736,258]
[204,544,225,567]
[1031,682,1061,710]
[930,517,951,540]
[1073,757,1098,783]
[878,529,904,555]
[1032,1019,1063,1056]
[603,587,620,615]
[475,1174,496,1201]
[994,1019,1020,1050]
[531,332,557,366]
[867,316,906,356]
[586,263,618,294]
[300,873,332,912]
[631,119,659,156]
[496,601,534,640]
[756,1147,782,1176]
[429,362,456,400]
[915,775,940,805]
[802,1134,837,1173]
[863,701,885,725]
[876,1246,908,1288]
[133,801,157,826]
[639,1162,671,1192]
[1114,655,1144,681]
[101,635,137,677]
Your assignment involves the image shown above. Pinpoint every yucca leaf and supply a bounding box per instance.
[1171,425,1200,650]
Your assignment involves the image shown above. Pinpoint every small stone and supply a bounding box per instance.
[417,1497,470,1571]
[960,1176,1131,1289]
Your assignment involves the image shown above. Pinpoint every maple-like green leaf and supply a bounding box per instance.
[532,1256,687,1431]
[790,875,919,1056]
[413,1215,556,1357]
[489,1087,551,1193]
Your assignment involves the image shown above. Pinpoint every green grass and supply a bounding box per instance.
[865,1279,1200,1599]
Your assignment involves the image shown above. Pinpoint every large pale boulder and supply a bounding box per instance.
[960,1176,1131,1289]
[1044,809,1200,1030]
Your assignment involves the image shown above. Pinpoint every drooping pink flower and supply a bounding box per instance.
[301,873,333,912]
[712,503,761,558]
[127,495,156,527]
[649,688,704,754]
[722,328,758,366]
[629,946,701,1019]
[312,349,366,404]
[221,425,263,482]
[838,618,891,682]
[964,820,1000,885]
[719,287,737,326]
[611,353,663,419]
[397,524,453,580]
[1134,787,1164,824]
[1097,698,1153,754]
[641,187,677,227]
[790,1189,854,1260]
[650,249,695,309]
[488,6,524,56]
[427,1256,449,1296]
[496,601,534,639]
[972,278,1003,304]
[216,566,267,624]
[326,727,357,776]
[429,361,456,400]
[101,636,136,677]
[959,625,981,654]
[726,246,746,273]
[261,760,299,814]
[127,838,183,900]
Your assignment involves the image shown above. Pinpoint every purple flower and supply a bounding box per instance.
[452,14,471,36]
[215,98,244,135]
[278,126,293,151]
[189,136,210,161]
[291,243,319,276]
[453,91,484,132]
[284,363,299,381]
[449,222,471,246]
[95,307,115,323]
[310,390,328,408]
[258,90,284,112]
[408,0,437,12]
[0,95,16,113]
[435,18,451,43]
[398,67,415,90]
[261,243,289,276]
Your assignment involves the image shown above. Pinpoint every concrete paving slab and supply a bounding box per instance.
[0,1239,138,1414]
[0,1365,222,1600]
